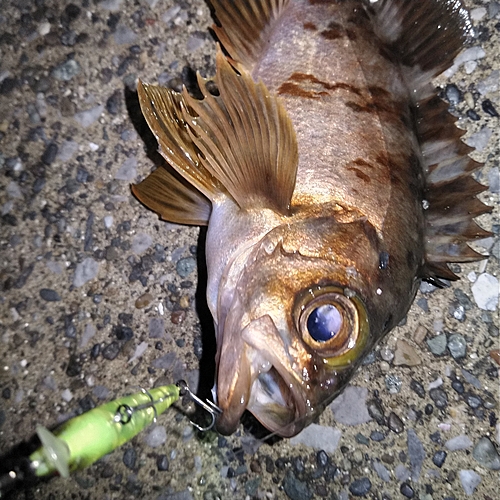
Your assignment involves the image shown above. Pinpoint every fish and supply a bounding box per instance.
[132,0,491,437]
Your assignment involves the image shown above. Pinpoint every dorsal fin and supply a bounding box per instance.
[180,49,298,215]
[210,0,289,71]
[370,0,492,281]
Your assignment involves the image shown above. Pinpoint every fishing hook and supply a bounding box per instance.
[113,383,221,432]
[176,380,222,432]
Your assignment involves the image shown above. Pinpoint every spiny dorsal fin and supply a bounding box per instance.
[419,93,492,281]
[137,81,223,202]
[369,0,491,281]
[210,0,289,71]
[132,166,211,226]
[180,48,298,215]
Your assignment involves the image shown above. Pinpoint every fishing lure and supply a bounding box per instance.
[29,384,181,478]
[0,381,219,496]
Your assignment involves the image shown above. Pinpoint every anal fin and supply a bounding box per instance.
[370,0,494,280]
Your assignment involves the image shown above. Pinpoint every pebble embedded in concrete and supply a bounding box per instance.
[471,273,498,311]
[445,435,473,451]
[393,339,421,366]
[329,385,371,425]
[426,333,447,356]
[290,424,342,454]
[459,469,481,495]
[472,437,500,470]
[73,258,100,287]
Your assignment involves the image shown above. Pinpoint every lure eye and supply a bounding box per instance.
[306,304,343,342]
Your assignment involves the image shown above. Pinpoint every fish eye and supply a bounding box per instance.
[306,304,343,342]
[295,286,368,359]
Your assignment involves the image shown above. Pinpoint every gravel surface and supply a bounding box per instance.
[0,0,498,499]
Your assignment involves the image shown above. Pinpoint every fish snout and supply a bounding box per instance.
[216,412,241,436]
[215,314,311,437]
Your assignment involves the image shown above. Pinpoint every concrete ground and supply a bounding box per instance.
[0,0,498,499]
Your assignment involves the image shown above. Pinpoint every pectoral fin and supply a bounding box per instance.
[132,166,211,226]
[181,49,298,215]
[136,47,298,221]
[137,81,224,202]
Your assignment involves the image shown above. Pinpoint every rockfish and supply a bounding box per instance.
[133,0,491,436]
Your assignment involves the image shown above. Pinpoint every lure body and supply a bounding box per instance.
[29,385,180,477]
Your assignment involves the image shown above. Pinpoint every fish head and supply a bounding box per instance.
[214,214,399,437]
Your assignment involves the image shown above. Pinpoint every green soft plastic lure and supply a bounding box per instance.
[29,384,180,478]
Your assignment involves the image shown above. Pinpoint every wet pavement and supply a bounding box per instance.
[0,0,499,499]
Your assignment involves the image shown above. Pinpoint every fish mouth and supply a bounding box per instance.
[246,364,306,437]
[215,315,309,437]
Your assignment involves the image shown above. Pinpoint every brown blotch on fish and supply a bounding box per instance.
[375,153,390,169]
[368,86,392,99]
[277,81,328,99]
[329,13,361,42]
[321,28,343,40]
[352,158,375,169]
[345,29,357,40]
[345,99,398,116]
[387,156,415,189]
[291,72,362,94]
[346,166,371,183]
[303,22,317,30]
[321,21,344,40]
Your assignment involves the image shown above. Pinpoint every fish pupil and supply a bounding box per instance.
[307,304,342,342]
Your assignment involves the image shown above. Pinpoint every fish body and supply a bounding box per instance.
[134,0,490,436]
